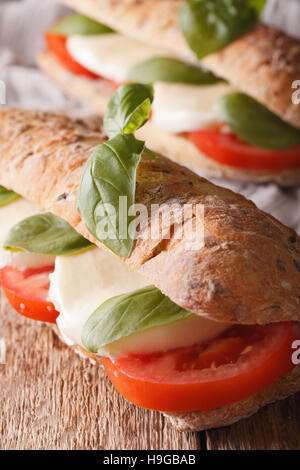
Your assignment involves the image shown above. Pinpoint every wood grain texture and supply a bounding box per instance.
[0,291,201,450]
[205,393,300,450]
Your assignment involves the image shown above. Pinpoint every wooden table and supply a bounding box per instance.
[1,291,299,450]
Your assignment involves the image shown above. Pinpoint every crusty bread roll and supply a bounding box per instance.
[37,51,300,186]
[2,108,300,325]
[59,0,300,130]
[1,108,300,431]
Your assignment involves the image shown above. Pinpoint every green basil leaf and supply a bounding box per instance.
[103,83,154,138]
[143,146,156,159]
[48,13,114,36]
[4,212,93,255]
[178,0,259,59]
[78,134,145,258]
[218,92,300,150]
[82,285,193,353]
[247,0,267,15]
[126,57,222,85]
[0,186,20,207]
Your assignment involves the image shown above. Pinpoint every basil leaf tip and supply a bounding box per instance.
[78,133,145,258]
[103,83,154,139]
[218,92,300,150]
[247,0,267,15]
[179,0,264,59]
[48,13,114,36]
[126,57,222,85]
[4,212,93,256]
[0,185,20,207]
[82,285,193,353]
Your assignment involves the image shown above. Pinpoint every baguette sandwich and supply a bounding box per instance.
[37,0,300,186]
[0,95,300,431]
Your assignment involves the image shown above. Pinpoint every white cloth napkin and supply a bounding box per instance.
[0,0,300,233]
[0,0,92,114]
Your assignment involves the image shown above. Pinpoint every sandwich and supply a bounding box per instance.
[38,0,300,186]
[0,85,299,431]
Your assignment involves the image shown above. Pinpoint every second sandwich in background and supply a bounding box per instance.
[38,0,300,186]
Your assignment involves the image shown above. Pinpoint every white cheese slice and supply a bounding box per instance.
[66,34,175,82]
[50,247,230,357]
[0,198,55,269]
[50,247,149,347]
[152,82,233,133]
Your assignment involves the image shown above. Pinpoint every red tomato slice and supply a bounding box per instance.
[0,265,59,323]
[45,34,100,79]
[102,322,299,412]
[187,127,300,171]
[45,33,121,92]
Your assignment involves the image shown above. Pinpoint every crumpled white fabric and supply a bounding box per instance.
[0,0,91,114]
[0,0,300,232]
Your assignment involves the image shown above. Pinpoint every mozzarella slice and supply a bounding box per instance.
[0,198,55,269]
[50,247,230,356]
[50,248,149,347]
[66,34,175,82]
[152,82,234,133]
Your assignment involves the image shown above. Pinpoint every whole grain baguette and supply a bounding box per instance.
[1,108,300,325]
[52,324,300,432]
[2,108,300,432]
[59,0,300,129]
[37,50,300,187]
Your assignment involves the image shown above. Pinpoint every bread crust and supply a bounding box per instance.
[202,24,300,131]
[38,51,300,187]
[1,108,300,325]
[38,51,110,116]
[51,324,300,432]
[1,108,299,432]
[60,0,188,56]
[59,0,300,129]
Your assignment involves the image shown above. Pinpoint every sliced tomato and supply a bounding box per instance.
[102,322,299,412]
[45,33,121,92]
[187,127,300,171]
[45,33,100,78]
[0,265,59,323]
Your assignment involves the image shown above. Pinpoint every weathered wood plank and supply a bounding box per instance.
[206,394,300,450]
[0,292,201,450]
